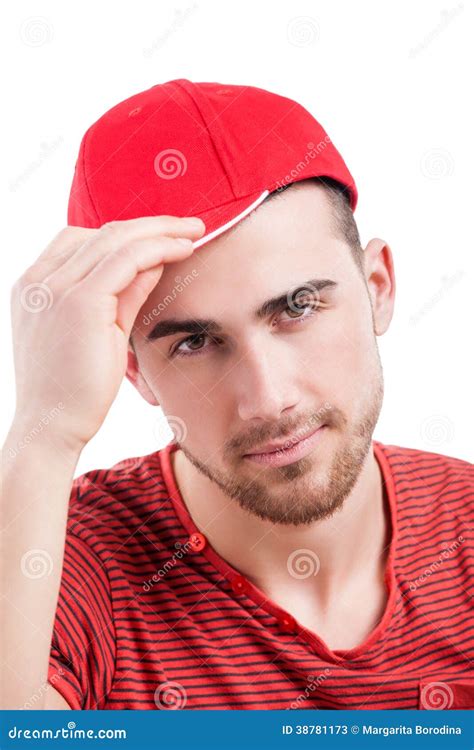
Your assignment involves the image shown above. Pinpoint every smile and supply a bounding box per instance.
[243,425,327,467]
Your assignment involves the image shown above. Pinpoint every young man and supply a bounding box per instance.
[2,80,472,711]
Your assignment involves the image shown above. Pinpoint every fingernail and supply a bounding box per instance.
[177,237,193,247]
[185,217,205,229]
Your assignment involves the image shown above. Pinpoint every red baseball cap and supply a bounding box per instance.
[67,78,358,250]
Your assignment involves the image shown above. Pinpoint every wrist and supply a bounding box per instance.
[4,418,85,466]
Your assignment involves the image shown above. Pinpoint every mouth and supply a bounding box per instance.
[243,424,327,468]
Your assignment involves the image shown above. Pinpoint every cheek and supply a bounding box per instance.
[304,306,375,398]
[156,377,223,442]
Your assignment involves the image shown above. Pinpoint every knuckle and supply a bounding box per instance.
[60,287,84,313]
[57,225,96,245]
[118,242,139,261]
[101,220,119,233]
[10,274,55,313]
[48,226,80,251]
[10,281,20,304]
[55,226,74,240]
[15,266,38,286]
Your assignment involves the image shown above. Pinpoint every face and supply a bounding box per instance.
[128,182,395,526]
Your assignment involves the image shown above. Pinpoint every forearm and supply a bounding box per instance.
[1,423,82,708]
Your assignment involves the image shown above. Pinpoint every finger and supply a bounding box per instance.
[22,227,98,281]
[75,235,196,297]
[115,265,165,337]
[44,216,205,289]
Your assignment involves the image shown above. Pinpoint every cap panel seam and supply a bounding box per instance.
[80,124,102,225]
[171,79,236,199]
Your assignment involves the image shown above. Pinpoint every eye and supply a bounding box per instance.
[171,333,215,358]
[170,295,322,359]
[278,293,321,324]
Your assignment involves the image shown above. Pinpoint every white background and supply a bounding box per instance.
[2,0,473,476]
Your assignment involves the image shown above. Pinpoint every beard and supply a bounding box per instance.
[176,355,384,528]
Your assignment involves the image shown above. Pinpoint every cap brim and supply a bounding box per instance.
[191,190,270,250]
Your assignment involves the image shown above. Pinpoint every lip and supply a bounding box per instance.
[243,425,327,467]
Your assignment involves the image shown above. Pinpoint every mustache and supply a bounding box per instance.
[228,404,339,455]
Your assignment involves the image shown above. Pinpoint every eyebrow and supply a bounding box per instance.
[145,278,338,342]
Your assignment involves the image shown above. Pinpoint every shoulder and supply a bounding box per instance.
[65,447,170,556]
[375,443,473,606]
[374,440,472,538]
[374,440,473,492]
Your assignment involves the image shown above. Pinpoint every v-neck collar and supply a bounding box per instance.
[159,438,399,664]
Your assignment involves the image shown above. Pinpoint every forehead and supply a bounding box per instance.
[138,184,351,325]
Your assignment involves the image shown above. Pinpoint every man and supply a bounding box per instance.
[2,79,472,711]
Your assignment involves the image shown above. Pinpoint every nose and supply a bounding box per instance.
[234,340,300,422]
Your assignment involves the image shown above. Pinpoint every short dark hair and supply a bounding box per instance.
[264,176,364,274]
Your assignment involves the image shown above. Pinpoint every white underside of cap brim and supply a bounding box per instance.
[192,190,270,250]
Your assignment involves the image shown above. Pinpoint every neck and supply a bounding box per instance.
[170,443,389,608]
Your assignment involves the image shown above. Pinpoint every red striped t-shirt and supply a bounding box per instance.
[47,440,474,710]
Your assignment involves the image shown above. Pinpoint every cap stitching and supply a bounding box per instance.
[170,79,236,199]
[78,124,101,225]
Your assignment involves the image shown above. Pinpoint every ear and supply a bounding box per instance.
[125,341,160,406]
[363,238,396,336]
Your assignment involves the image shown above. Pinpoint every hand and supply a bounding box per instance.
[9,216,205,453]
